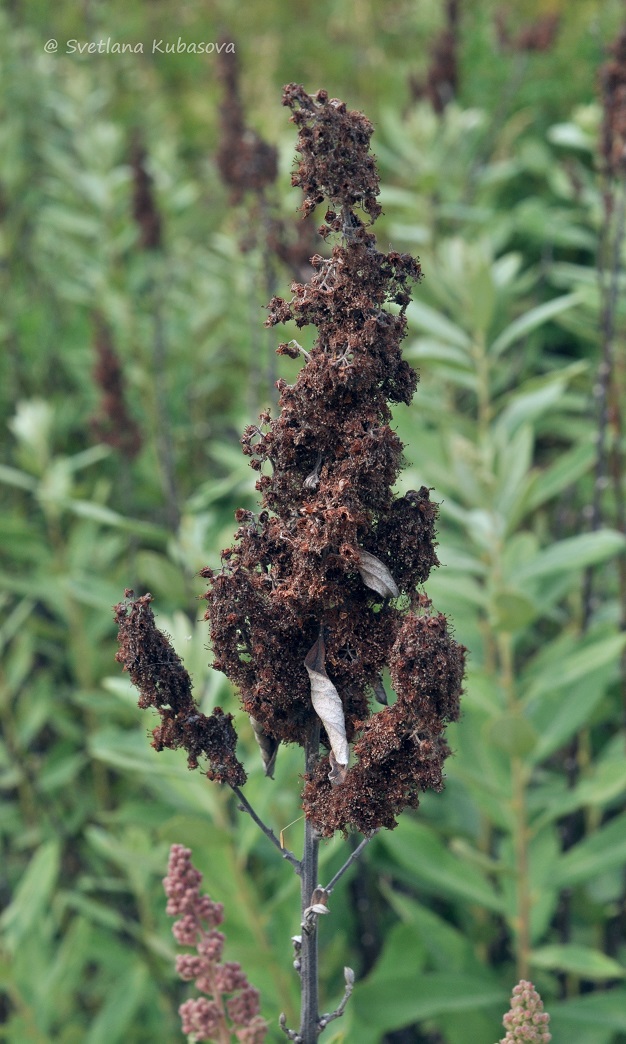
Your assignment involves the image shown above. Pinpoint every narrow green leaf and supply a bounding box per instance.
[380,885,475,971]
[531,945,625,980]
[496,382,564,439]
[1,841,61,950]
[486,712,538,757]
[549,988,626,1032]
[509,530,626,584]
[526,440,595,512]
[85,963,149,1044]
[354,970,505,1031]
[406,300,472,350]
[524,633,625,704]
[65,499,168,540]
[552,813,626,887]
[489,292,581,357]
[0,464,38,491]
[491,590,536,632]
[380,818,503,912]
[406,338,474,367]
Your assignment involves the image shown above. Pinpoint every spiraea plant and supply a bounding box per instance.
[203,83,465,837]
[115,84,466,1042]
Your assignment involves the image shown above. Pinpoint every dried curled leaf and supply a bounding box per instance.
[249,716,279,778]
[305,634,349,783]
[357,549,399,599]
[373,675,388,706]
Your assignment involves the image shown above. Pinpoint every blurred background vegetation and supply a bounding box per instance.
[2,0,626,1041]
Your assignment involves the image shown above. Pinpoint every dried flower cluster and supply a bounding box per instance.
[600,27,626,177]
[216,44,278,203]
[130,135,163,251]
[203,85,465,836]
[499,980,551,1043]
[164,844,267,1043]
[409,0,460,115]
[91,315,142,459]
[114,590,246,786]
[494,11,560,54]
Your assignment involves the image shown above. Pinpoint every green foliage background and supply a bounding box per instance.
[2,1,626,1041]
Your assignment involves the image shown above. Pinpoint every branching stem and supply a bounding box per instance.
[323,831,378,895]
[231,785,301,872]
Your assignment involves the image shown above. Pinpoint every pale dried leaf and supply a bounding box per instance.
[249,716,279,778]
[305,635,349,782]
[329,750,348,784]
[357,549,399,598]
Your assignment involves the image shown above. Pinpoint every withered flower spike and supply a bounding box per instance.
[216,41,278,202]
[204,85,465,835]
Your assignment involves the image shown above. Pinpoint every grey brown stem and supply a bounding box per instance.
[299,722,321,1043]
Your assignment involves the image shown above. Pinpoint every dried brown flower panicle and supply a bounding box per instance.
[600,28,626,177]
[91,314,142,459]
[130,135,163,252]
[216,43,278,204]
[409,0,460,115]
[494,11,560,55]
[202,85,466,836]
[114,590,246,787]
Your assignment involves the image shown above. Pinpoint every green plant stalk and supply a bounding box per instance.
[499,631,531,980]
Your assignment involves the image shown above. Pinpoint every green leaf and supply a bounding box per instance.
[0,464,38,491]
[85,963,149,1044]
[524,633,625,705]
[531,944,625,980]
[509,530,626,584]
[1,840,61,950]
[549,988,626,1032]
[380,885,475,971]
[552,813,626,888]
[406,337,474,368]
[489,292,581,357]
[380,818,503,912]
[526,440,595,512]
[406,300,472,350]
[496,382,564,439]
[65,499,168,540]
[524,641,620,762]
[486,712,538,757]
[353,969,505,1032]
[491,589,537,632]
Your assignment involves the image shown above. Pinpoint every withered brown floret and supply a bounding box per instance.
[600,28,626,177]
[216,44,278,202]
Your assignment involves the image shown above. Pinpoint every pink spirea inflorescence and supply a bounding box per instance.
[164,844,267,1043]
[500,980,551,1044]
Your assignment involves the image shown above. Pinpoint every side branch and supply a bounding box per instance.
[231,785,301,872]
[323,831,378,896]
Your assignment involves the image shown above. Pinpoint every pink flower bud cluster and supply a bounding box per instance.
[500,980,551,1043]
[164,844,267,1043]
